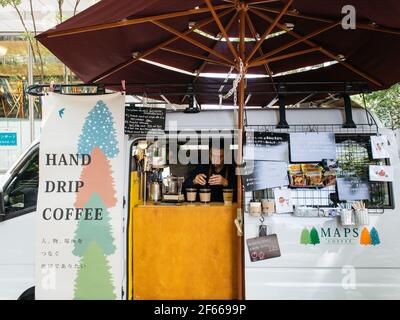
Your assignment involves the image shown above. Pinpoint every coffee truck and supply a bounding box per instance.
[0,104,399,300]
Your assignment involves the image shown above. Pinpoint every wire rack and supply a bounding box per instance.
[335,134,391,211]
[247,123,379,135]
[245,123,391,214]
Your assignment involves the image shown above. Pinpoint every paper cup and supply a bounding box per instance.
[223,189,234,205]
[249,201,262,217]
[262,199,275,216]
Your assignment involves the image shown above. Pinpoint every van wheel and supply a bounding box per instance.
[18,287,35,300]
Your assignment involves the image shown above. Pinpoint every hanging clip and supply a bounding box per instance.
[259,214,268,236]
[234,208,243,237]
[143,92,148,108]
[49,81,55,93]
[121,80,126,93]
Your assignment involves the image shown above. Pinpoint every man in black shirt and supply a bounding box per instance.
[184,143,237,202]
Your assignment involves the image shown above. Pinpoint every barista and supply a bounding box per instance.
[184,141,237,202]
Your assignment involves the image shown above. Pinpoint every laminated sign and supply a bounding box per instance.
[36,93,125,300]
[246,234,281,262]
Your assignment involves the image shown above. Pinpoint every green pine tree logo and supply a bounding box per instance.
[309,227,320,245]
[74,241,116,300]
[300,228,311,245]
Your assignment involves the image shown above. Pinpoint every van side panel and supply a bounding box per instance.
[244,128,400,300]
[0,213,35,299]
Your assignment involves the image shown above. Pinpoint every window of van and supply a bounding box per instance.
[3,148,39,217]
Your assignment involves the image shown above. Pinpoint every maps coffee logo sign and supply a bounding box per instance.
[300,226,381,246]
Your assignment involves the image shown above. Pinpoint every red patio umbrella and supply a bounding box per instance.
[37,0,400,299]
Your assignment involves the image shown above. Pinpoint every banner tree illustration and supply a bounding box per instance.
[73,100,119,299]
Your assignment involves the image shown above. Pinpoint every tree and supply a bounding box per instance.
[73,0,81,16]
[56,0,65,24]
[0,0,37,65]
[309,227,320,245]
[57,0,85,83]
[370,227,381,246]
[28,0,44,82]
[73,192,116,257]
[74,241,116,300]
[77,100,120,159]
[300,228,311,245]
[353,84,400,129]
[74,146,117,208]
[360,227,372,245]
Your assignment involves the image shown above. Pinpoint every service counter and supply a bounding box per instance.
[129,202,239,300]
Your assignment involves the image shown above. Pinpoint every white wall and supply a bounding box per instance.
[0,119,40,173]
[395,130,400,158]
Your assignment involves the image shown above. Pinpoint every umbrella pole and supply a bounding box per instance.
[236,5,247,301]
[237,76,245,300]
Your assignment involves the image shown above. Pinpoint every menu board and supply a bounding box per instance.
[290,132,336,162]
[125,106,166,135]
[243,161,289,192]
[337,177,370,201]
[244,131,289,161]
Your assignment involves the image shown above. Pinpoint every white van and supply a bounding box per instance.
[0,106,399,300]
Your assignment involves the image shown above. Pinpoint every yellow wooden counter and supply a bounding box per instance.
[128,202,239,300]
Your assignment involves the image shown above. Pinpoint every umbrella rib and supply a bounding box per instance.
[251,47,322,67]
[160,47,231,67]
[152,20,234,65]
[249,5,400,36]
[204,0,239,62]
[239,6,246,61]
[247,0,281,4]
[45,4,234,38]
[245,11,277,92]
[250,21,340,65]
[246,0,293,64]
[250,8,383,87]
[182,10,239,104]
[92,9,233,83]
[194,11,239,79]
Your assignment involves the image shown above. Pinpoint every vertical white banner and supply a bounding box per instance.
[36,92,125,300]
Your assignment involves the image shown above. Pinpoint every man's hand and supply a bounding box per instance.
[209,174,228,187]
[193,174,207,186]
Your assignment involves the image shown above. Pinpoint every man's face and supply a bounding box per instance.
[210,147,224,165]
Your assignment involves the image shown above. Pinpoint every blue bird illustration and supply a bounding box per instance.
[58,108,65,118]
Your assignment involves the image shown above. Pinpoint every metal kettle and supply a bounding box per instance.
[149,180,162,203]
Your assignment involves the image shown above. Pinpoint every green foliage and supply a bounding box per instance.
[309,227,320,245]
[74,241,116,300]
[353,84,400,129]
[0,0,22,7]
[72,192,116,257]
[336,141,370,178]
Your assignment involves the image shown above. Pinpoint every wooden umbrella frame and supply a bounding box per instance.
[42,0,400,300]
